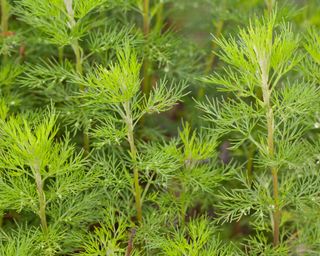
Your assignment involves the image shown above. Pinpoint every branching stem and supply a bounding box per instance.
[123,101,142,222]
[33,163,48,237]
[64,0,89,154]
[259,52,280,246]
[71,41,90,154]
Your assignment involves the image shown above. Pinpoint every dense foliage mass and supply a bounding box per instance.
[0,0,320,255]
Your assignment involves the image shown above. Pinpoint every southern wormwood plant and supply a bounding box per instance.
[73,48,233,255]
[77,47,187,223]
[199,13,320,254]
[0,110,103,254]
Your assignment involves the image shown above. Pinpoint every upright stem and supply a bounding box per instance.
[180,187,186,225]
[72,41,89,154]
[1,0,8,33]
[265,0,274,14]
[34,164,48,237]
[72,41,83,77]
[123,101,142,222]
[198,20,224,99]
[155,2,164,33]
[205,20,224,74]
[143,0,150,36]
[246,143,255,185]
[259,53,280,246]
[64,0,89,154]
[142,0,151,95]
[272,167,280,246]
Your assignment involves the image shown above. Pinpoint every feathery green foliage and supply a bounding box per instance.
[0,0,319,255]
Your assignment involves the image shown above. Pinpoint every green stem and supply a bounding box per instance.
[1,0,9,34]
[180,189,186,225]
[142,60,151,94]
[265,0,274,14]
[143,0,150,39]
[198,20,224,99]
[64,0,89,155]
[155,2,164,33]
[71,41,90,155]
[259,53,280,247]
[142,0,151,95]
[123,101,142,222]
[272,168,280,246]
[72,41,83,76]
[34,165,48,237]
[141,172,155,203]
[205,20,224,74]
[246,144,255,185]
